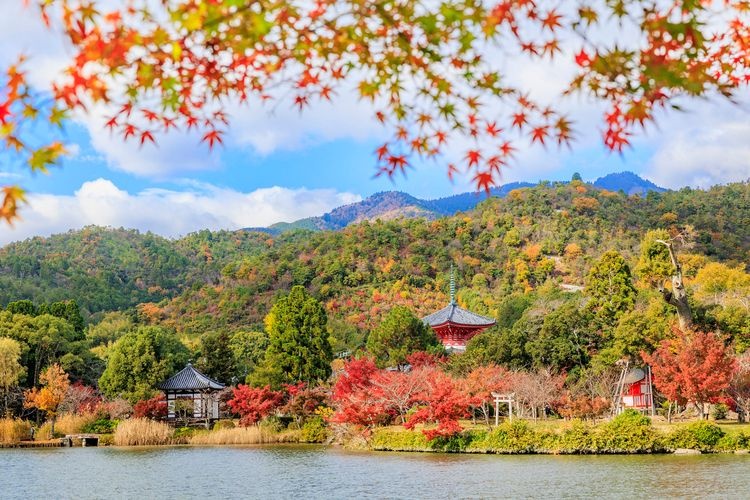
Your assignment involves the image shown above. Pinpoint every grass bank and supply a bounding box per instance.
[369,412,750,454]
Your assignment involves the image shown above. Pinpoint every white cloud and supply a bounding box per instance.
[3,2,749,190]
[644,101,750,189]
[2,179,361,246]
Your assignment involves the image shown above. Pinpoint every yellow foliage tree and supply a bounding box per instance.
[24,363,70,437]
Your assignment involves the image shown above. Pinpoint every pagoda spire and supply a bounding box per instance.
[450,265,456,305]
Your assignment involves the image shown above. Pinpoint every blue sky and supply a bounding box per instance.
[1,3,748,246]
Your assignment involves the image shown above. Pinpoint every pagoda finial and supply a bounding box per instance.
[450,265,456,305]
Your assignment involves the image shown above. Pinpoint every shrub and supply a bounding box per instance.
[113,418,173,446]
[370,428,432,451]
[133,394,168,420]
[554,420,597,454]
[469,420,540,453]
[98,434,115,446]
[213,419,236,430]
[81,418,118,434]
[666,421,725,452]
[300,416,329,443]
[595,410,661,453]
[712,403,729,420]
[0,418,32,444]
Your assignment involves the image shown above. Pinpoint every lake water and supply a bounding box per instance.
[1,445,748,499]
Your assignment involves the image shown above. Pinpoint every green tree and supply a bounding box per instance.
[39,300,85,336]
[99,326,189,403]
[252,286,332,388]
[86,311,134,349]
[0,337,26,413]
[526,302,596,373]
[450,326,529,375]
[593,294,671,367]
[637,229,693,329]
[0,312,80,386]
[366,306,440,369]
[585,250,637,326]
[229,331,269,382]
[5,300,35,316]
[196,331,235,384]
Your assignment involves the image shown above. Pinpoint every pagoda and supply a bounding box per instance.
[422,269,496,351]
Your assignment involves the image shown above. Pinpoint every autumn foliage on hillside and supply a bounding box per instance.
[3,1,750,220]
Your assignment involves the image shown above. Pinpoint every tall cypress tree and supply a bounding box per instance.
[252,286,332,388]
[585,250,637,327]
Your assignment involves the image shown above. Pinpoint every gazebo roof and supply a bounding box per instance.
[624,368,646,385]
[159,363,226,391]
[422,303,496,328]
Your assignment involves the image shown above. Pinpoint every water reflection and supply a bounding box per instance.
[1,446,748,499]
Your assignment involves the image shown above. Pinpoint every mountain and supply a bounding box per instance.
[253,173,663,235]
[593,172,667,196]
[272,191,440,233]
[2,179,745,323]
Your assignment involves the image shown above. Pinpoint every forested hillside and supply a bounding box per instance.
[0,227,272,312]
[142,181,747,346]
[1,180,748,415]
[1,181,747,325]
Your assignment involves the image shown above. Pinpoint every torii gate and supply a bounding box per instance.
[492,392,515,425]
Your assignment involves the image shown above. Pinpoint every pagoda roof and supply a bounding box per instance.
[422,303,496,328]
[159,363,226,391]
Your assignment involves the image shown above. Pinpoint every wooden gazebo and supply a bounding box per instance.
[159,363,225,424]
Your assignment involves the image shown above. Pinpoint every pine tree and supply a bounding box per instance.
[585,250,637,327]
[253,286,332,388]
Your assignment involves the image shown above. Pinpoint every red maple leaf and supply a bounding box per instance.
[201,130,224,149]
[465,150,481,168]
[139,130,155,146]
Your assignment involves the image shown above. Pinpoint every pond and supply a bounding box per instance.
[1,445,748,499]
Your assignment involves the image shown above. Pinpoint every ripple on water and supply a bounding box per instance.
[1,446,748,499]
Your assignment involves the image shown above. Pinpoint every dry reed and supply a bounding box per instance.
[114,418,174,446]
[189,426,300,445]
[55,412,98,435]
[36,421,54,440]
[0,418,32,444]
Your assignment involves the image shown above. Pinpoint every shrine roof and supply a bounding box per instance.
[159,363,226,391]
[422,303,496,328]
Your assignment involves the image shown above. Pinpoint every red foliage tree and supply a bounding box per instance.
[282,382,330,425]
[643,328,736,418]
[555,392,610,421]
[369,369,427,424]
[133,394,168,420]
[729,351,750,422]
[461,365,512,426]
[405,351,447,369]
[228,384,285,426]
[404,367,472,440]
[330,357,392,429]
[60,382,101,415]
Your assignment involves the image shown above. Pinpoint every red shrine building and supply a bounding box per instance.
[614,365,655,414]
[422,300,496,352]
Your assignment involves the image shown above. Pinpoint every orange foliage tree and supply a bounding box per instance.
[23,363,70,436]
[643,327,737,419]
[3,1,750,221]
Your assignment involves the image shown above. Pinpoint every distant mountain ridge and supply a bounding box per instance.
[592,172,667,195]
[251,172,665,234]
